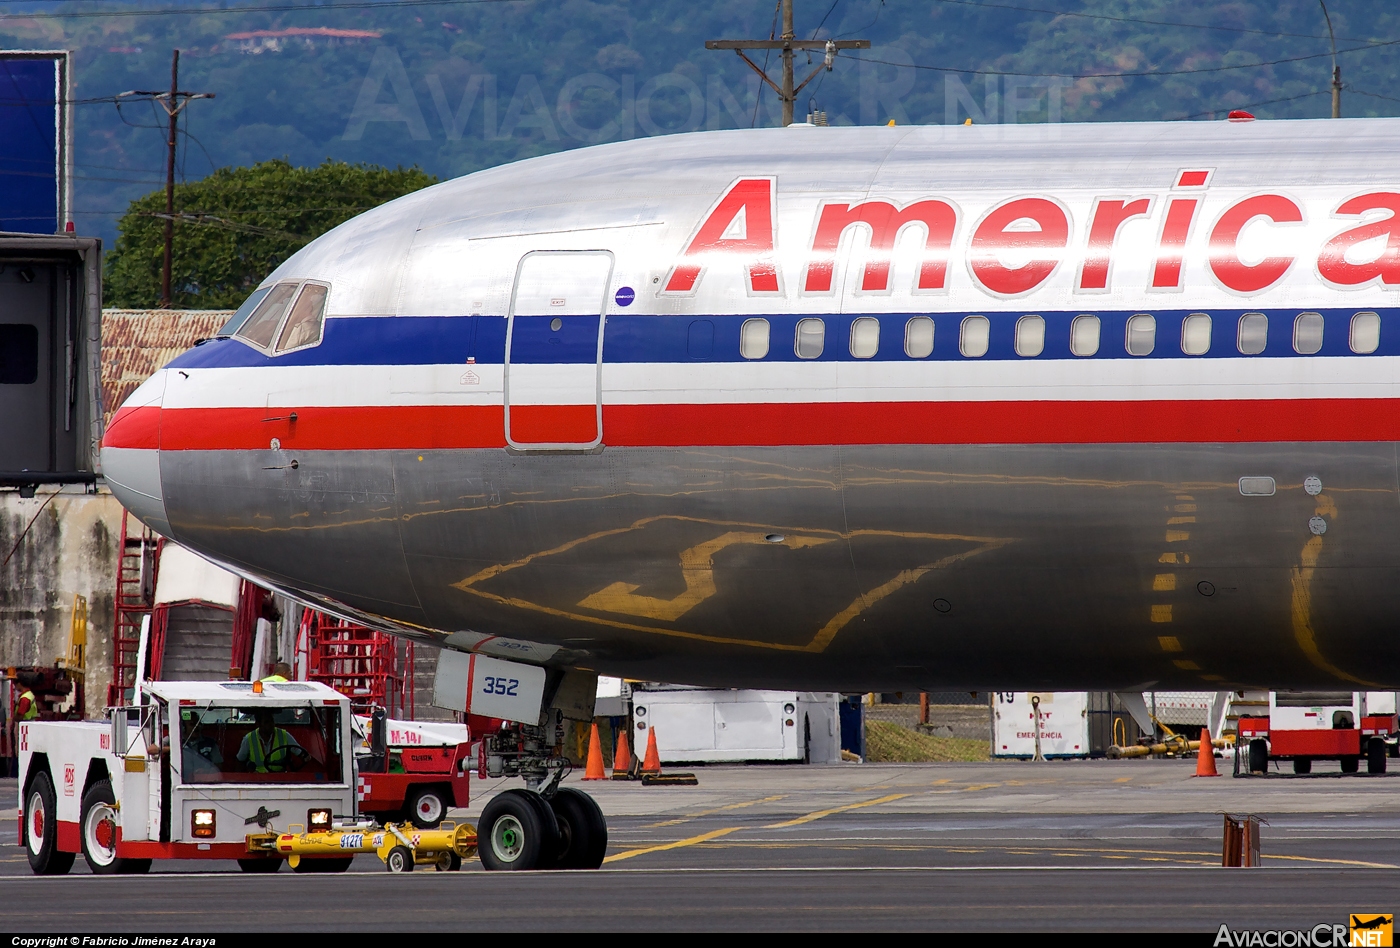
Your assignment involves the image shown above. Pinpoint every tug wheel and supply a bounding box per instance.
[25,772,74,876]
[80,780,150,875]
[1368,738,1387,774]
[406,785,448,828]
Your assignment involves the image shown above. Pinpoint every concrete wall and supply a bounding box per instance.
[1,488,124,716]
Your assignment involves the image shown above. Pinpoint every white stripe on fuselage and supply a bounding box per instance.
[159,357,1400,409]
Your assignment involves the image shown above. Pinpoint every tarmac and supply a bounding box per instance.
[1,758,1398,931]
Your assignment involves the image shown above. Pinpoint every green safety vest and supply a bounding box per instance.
[18,689,39,721]
[246,728,294,772]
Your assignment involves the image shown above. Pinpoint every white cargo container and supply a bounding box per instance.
[992,692,1089,759]
[631,688,840,763]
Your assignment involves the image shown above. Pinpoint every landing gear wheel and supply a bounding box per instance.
[521,790,560,870]
[1368,738,1387,774]
[478,789,559,871]
[1341,756,1360,774]
[406,785,447,828]
[1248,739,1268,775]
[548,787,607,869]
[25,772,74,875]
[435,851,463,871]
[1293,759,1311,775]
[237,858,282,873]
[80,779,151,875]
[385,846,414,873]
[292,857,354,873]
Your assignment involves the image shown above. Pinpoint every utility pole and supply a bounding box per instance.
[1321,0,1341,118]
[163,50,178,309]
[706,0,870,127]
[122,50,214,308]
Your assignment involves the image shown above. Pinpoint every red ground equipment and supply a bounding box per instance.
[355,706,471,828]
[1237,691,1398,776]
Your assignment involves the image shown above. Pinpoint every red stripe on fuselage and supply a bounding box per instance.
[102,399,1400,450]
[103,405,162,450]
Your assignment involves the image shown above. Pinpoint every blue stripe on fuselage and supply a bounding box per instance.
[163,308,1398,369]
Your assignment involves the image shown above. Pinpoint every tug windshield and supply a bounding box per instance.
[178,705,343,784]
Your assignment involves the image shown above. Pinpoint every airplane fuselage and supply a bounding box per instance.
[102,119,1400,691]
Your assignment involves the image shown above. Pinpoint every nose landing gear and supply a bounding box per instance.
[476,785,608,871]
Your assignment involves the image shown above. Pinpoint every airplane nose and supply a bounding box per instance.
[101,369,174,537]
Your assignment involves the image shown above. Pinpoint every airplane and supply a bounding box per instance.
[99,116,1400,866]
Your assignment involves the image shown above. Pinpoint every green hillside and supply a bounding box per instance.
[5,0,1397,249]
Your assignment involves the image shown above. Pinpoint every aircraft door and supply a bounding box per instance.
[505,251,612,450]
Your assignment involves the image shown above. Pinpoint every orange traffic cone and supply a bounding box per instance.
[640,726,662,774]
[612,727,632,774]
[583,722,606,780]
[1195,727,1219,777]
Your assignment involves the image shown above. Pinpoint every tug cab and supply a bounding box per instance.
[18,679,354,873]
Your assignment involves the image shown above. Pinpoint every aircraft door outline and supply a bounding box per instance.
[504,250,613,451]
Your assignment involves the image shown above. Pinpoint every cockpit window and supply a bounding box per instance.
[218,286,271,337]
[276,283,328,352]
[236,283,298,349]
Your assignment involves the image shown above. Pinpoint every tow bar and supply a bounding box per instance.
[247,821,478,873]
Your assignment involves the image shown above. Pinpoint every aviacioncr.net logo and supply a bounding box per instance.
[1214,924,1358,947]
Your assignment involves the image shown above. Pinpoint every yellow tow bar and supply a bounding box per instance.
[248,822,478,873]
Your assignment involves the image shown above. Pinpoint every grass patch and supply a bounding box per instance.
[863,720,991,763]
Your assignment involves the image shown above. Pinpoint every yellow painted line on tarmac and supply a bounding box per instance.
[645,795,787,827]
[1261,853,1397,869]
[960,783,1001,792]
[602,826,741,864]
[765,793,910,829]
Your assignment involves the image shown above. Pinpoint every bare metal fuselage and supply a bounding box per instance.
[102,120,1400,691]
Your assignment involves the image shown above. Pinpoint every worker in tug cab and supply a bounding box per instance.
[238,708,307,773]
[261,662,293,684]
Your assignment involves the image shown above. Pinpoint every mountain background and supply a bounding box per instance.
[3,0,1400,247]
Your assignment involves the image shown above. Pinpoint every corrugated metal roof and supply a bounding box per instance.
[101,309,232,424]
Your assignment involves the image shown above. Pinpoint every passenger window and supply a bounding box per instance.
[1237,313,1267,355]
[275,283,328,352]
[1351,311,1380,354]
[960,315,989,358]
[218,286,271,337]
[1014,315,1044,357]
[1293,312,1324,355]
[1125,314,1155,356]
[904,317,934,358]
[1181,313,1211,355]
[795,318,825,359]
[1070,315,1099,357]
[235,282,298,350]
[740,318,770,359]
[849,317,879,359]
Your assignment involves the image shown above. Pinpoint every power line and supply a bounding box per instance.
[1349,88,1400,106]
[930,0,1372,43]
[0,0,535,20]
[855,35,1400,80]
[1181,89,1329,120]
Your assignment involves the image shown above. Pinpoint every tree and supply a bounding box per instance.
[104,159,436,309]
